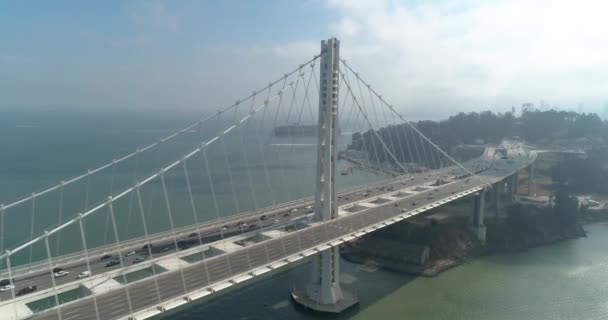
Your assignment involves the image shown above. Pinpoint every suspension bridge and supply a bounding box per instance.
[0,38,536,320]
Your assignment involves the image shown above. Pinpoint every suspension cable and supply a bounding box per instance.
[339,70,408,174]
[44,232,63,320]
[159,172,189,295]
[340,59,482,180]
[135,185,162,304]
[77,214,101,320]
[0,55,321,213]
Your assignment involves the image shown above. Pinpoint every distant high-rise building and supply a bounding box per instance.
[522,103,534,114]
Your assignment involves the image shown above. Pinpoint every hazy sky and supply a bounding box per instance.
[1,0,607,119]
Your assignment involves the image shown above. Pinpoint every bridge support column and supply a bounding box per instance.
[291,37,358,314]
[527,163,535,195]
[494,183,502,217]
[469,189,486,244]
[508,172,518,201]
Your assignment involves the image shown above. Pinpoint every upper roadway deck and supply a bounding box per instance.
[1,143,535,320]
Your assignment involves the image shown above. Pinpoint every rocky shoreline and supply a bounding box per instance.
[341,206,595,278]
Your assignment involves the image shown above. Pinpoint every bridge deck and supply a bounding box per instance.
[2,146,535,320]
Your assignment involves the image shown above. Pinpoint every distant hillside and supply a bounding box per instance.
[347,109,607,167]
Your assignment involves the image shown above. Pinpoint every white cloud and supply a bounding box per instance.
[325,0,608,117]
[330,17,361,37]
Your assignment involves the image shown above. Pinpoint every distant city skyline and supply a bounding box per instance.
[1,0,607,119]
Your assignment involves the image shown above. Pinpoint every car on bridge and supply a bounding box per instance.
[77,271,91,279]
[123,251,136,258]
[177,239,196,250]
[100,254,113,261]
[133,256,146,264]
[16,285,37,296]
[0,278,14,286]
[0,284,15,292]
[105,259,120,268]
[53,270,69,278]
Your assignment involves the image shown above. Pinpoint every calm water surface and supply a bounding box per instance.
[2,111,607,319]
[168,223,608,320]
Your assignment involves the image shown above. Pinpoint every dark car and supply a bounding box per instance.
[0,278,14,286]
[177,239,195,250]
[52,267,63,273]
[16,286,37,296]
[100,254,113,261]
[105,259,120,268]
[133,256,146,264]
[260,215,267,221]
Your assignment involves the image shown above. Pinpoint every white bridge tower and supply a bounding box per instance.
[292,37,358,313]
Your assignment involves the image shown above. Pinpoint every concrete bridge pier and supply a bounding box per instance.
[527,163,535,195]
[493,183,502,217]
[469,188,487,244]
[507,172,518,201]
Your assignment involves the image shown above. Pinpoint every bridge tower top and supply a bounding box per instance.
[314,37,340,222]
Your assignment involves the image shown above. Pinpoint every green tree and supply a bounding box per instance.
[553,188,579,222]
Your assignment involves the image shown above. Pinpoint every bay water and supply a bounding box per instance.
[1,111,607,319]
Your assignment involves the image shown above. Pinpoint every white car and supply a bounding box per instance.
[76,271,91,279]
[54,270,69,278]
[124,251,136,258]
[0,284,15,292]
